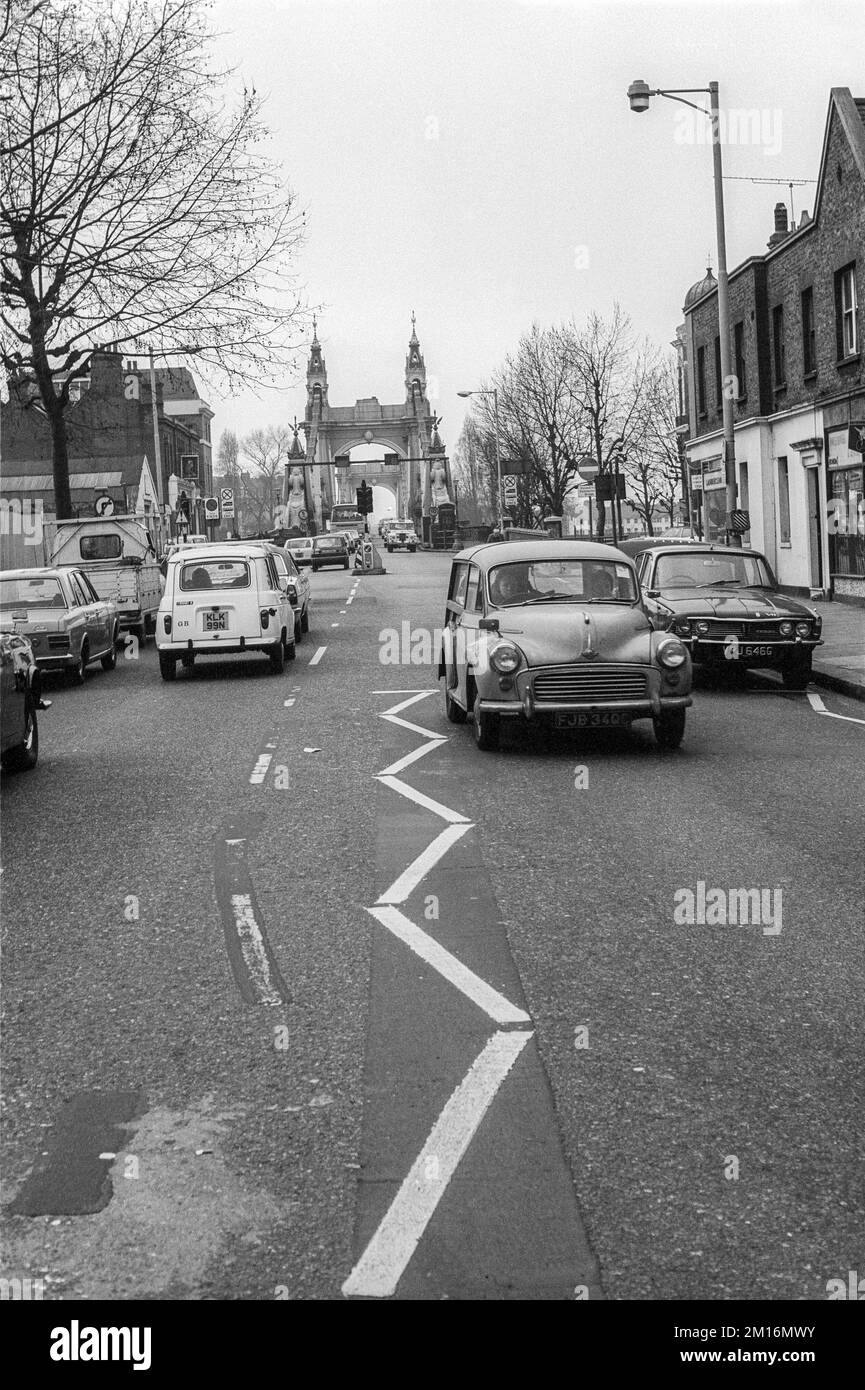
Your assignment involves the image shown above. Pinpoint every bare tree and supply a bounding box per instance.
[637,357,687,527]
[238,425,292,532]
[1,0,306,516]
[452,413,497,526]
[216,428,239,476]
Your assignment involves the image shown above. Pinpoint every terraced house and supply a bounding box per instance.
[683,87,865,604]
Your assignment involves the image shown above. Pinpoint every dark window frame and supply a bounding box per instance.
[835,262,859,360]
[801,286,817,376]
[733,321,746,401]
[696,345,707,416]
[772,303,786,388]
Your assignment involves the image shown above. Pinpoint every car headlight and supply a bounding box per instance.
[779,620,794,636]
[795,621,811,637]
[489,643,521,674]
[694,620,710,635]
[672,618,692,637]
[657,637,688,668]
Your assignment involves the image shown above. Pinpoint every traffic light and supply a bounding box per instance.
[356,482,374,515]
[177,490,191,519]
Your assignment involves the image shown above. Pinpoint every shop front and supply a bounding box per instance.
[826,423,865,603]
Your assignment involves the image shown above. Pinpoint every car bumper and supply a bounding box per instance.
[156,636,274,655]
[478,666,692,720]
[685,637,821,665]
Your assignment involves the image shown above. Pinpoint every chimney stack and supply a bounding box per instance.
[768,201,790,248]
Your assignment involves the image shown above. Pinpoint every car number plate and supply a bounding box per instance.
[204,610,228,632]
[739,644,774,657]
[555,711,629,729]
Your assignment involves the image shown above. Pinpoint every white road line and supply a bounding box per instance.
[283,698,295,708]
[381,712,442,740]
[342,1029,533,1298]
[249,753,273,785]
[309,646,327,666]
[371,689,435,696]
[376,823,473,904]
[378,739,447,778]
[331,623,340,628]
[807,691,865,725]
[369,905,531,1025]
[377,773,470,824]
[229,894,284,1007]
[346,597,354,605]
[340,610,347,614]
[381,690,438,716]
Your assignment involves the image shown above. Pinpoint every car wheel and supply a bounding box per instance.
[472,693,499,751]
[101,625,119,670]
[782,657,812,691]
[294,613,302,644]
[269,637,285,673]
[181,654,195,669]
[1,692,38,771]
[653,708,686,749]
[159,653,177,682]
[69,640,88,684]
[284,631,296,662]
[300,605,309,634]
[311,563,318,573]
[386,545,393,553]
[133,622,147,645]
[343,560,349,569]
[443,678,467,724]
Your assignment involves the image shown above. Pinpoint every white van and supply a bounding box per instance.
[156,542,295,680]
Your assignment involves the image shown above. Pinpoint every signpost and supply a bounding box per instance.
[204,496,220,526]
[577,456,600,483]
[220,488,235,519]
[94,494,115,517]
[502,475,518,508]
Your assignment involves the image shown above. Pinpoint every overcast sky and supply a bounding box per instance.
[206,0,865,457]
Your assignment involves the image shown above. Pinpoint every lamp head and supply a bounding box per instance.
[627,79,652,113]
[456,391,473,398]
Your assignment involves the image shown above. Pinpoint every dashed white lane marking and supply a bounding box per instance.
[331,622,340,628]
[309,646,327,665]
[340,610,347,614]
[368,906,531,1026]
[377,773,470,825]
[229,894,284,1006]
[807,691,865,725]
[342,1029,533,1298]
[376,823,473,905]
[378,738,447,778]
[284,698,295,708]
[249,753,273,785]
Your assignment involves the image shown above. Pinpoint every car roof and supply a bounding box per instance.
[1,567,69,579]
[168,543,267,560]
[452,539,635,567]
[638,543,767,558]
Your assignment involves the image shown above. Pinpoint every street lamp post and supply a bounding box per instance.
[457,387,503,532]
[627,78,740,546]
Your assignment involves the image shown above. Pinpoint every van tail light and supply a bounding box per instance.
[260,608,270,629]
[163,615,172,635]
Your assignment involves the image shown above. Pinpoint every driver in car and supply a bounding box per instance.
[584,566,616,599]
[490,565,535,606]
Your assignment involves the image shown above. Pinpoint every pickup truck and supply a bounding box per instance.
[50,515,164,641]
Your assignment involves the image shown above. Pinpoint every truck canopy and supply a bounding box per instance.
[50,515,159,566]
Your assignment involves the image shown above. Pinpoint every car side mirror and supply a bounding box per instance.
[479,617,499,632]
[646,589,660,599]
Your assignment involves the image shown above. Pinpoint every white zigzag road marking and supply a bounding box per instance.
[376,823,473,903]
[381,712,443,739]
[368,906,531,1025]
[342,1029,533,1299]
[378,738,447,777]
[376,774,470,824]
[807,691,865,725]
[382,690,438,715]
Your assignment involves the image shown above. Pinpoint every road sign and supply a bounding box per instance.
[728,510,750,533]
[94,494,115,517]
[502,475,518,506]
[577,455,599,482]
[500,459,529,476]
[220,488,235,518]
[204,496,220,523]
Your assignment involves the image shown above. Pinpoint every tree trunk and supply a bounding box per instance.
[48,404,74,519]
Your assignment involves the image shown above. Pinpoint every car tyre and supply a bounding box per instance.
[2,692,38,771]
[159,653,177,682]
[653,708,686,749]
[101,625,119,670]
[284,631,296,663]
[181,654,195,669]
[472,693,499,751]
[781,656,812,691]
[300,605,309,634]
[269,637,285,673]
[294,613,302,644]
[443,678,467,724]
[69,640,88,684]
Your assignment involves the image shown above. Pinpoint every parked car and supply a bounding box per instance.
[51,514,163,642]
[285,536,314,567]
[386,524,418,553]
[439,540,692,751]
[0,568,120,683]
[259,543,310,642]
[311,534,350,571]
[633,543,823,689]
[0,631,48,772]
[156,542,296,679]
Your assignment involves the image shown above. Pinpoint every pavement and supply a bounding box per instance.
[810,599,865,701]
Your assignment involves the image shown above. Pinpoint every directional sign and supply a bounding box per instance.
[220,488,235,518]
[94,494,115,517]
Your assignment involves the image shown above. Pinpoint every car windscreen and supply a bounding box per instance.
[0,576,67,609]
[488,559,637,606]
[180,560,250,590]
[80,534,122,560]
[653,553,773,589]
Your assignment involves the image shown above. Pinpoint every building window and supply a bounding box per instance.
[772,304,786,387]
[697,345,707,415]
[836,263,859,358]
[733,322,746,400]
[801,287,816,376]
[713,335,722,410]
[777,456,791,545]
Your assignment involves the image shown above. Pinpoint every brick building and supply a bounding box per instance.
[0,348,213,531]
[683,87,864,603]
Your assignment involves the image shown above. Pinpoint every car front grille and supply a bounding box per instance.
[697,621,786,640]
[532,666,648,702]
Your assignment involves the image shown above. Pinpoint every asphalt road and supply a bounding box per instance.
[2,549,863,1301]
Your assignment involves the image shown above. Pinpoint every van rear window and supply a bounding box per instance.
[81,535,122,560]
[180,560,250,590]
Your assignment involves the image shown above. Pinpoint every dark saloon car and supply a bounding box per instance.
[311,534,350,572]
[1,631,48,771]
[633,544,822,689]
[439,540,692,751]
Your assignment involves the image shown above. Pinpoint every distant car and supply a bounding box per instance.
[285,536,314,567]
[0,568,120,683]
[311,534,350,571]
[633,543,823,689]
[0,631,47,771]
[386,525,418,553]
[439,540,692,751]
